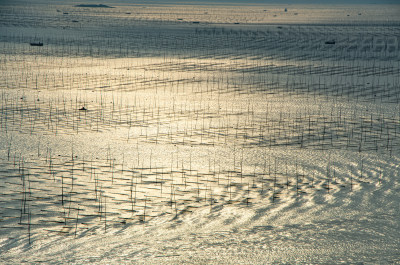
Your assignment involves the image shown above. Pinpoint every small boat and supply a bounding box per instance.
[30,42,43,46]
[325,40,335,45]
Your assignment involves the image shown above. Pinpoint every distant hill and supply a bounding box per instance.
[75,4,114,8]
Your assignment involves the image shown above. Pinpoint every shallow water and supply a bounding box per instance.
[0,1,399,264]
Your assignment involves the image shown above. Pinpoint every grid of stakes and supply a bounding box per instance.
[0,3,399,244]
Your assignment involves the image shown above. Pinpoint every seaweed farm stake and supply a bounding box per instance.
[75,206,80,238]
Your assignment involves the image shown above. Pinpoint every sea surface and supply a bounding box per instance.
[0,1,399,263]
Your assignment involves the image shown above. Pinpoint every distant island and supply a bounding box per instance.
[75,4,114,8]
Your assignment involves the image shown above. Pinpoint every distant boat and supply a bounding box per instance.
[30,42,43,46]
[325,40,335,45]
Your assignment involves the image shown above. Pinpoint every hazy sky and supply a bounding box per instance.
[3,0,399,5]
[107,0,400,4]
